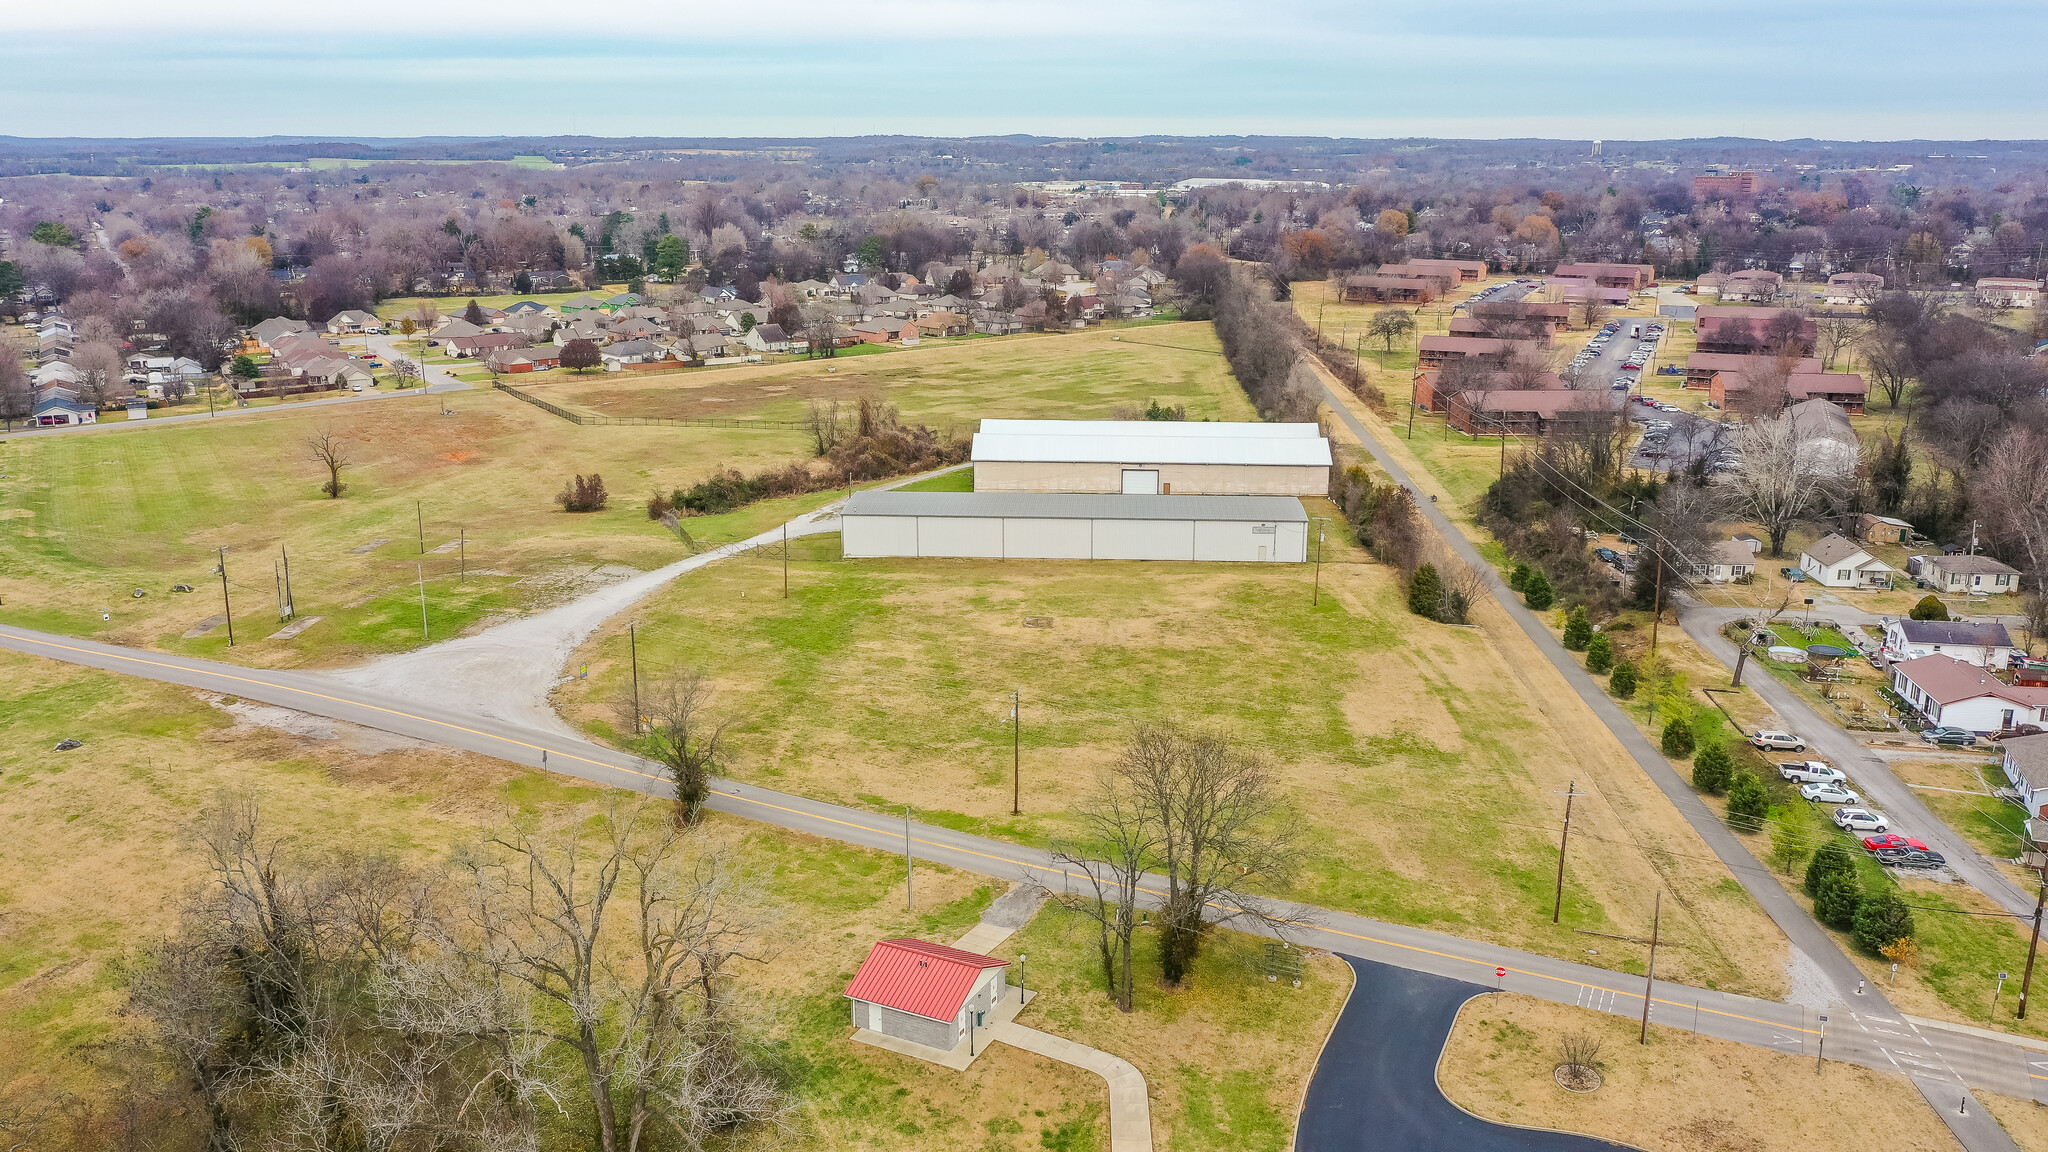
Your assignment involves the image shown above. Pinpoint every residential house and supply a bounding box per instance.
[1882,619,2020,669]
[1976,278,2044,309]
[1891,655,2048,736]
[502,300,555,318]
[1469,300,1570,332]
[1823,272,1884,305]
[844,938,1009,1054]
[325,310,384,335]
[1716,269,1783,302]
[2000,734,2048,818]
[1706,539,1756,583]
[599,338,666,366]
[432,317,486,342]
[1341,274,1438,304]
[483,349,539,374]
[1551,263,1655,290]
[915,312,970,339]
[1923,554,2023,596]
[601,292,643,311]
[1798,533,1894,590]
[1709,370,1869,414]
[1404,257,1489,283]
[559,294,606,313]
[686,332,739,360]
[851,319,918,345]
[32,395,97,425]
[1417,336,1512,369]
[741,323,798,353]
[1683,353,1824,389]
[1694,307,1817,355]
[249,317,312,349]
[1859,514,1913,545]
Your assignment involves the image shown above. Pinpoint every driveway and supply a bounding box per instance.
[1297,958,1638,1152]
[364,333,474,393]
[1679,602,2034,917]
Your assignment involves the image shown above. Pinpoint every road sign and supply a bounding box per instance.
[1496,967,1507,978]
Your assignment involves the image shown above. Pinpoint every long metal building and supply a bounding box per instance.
[970,419,1331,496]
[841,491,1309,562]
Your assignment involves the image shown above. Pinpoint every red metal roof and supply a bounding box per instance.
[844,938,1008,1022]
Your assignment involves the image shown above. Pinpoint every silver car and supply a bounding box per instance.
[1801,782,1861,805]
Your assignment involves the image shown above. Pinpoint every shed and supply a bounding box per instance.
[841,491,1309,563]
[846,938,1009,1052]
[1859,514,1912,545]
[971,419,1330,496]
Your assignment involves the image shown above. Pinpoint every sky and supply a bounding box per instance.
[6,0,2047,140]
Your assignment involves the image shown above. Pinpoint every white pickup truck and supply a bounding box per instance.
[1778,760,1846,785]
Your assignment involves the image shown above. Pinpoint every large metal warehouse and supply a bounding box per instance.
[841,491,1309,562]
[970,419,1331,496]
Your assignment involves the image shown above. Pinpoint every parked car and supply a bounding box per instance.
[1778,760,1844,784]
[1919,727,1977,747]
[1594,547,1621,564]
[1833,807,1890,833]
[1800,782,1861,805]
[1862,833,1930,852]
[1780,567,1807,581]
[1752,730,1807,752]
[1893,849,1948,869]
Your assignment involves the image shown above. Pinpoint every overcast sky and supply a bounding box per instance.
[7,0,2045,140]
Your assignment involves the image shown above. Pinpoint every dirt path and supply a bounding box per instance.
[325,466,962,734]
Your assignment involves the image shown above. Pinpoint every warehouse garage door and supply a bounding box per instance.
[917,516,1003,558]
[1121,469,1160,494]
[1095,517,1195,560]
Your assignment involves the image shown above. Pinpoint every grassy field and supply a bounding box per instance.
[515,323,1256,428]
[0,644,1349,1150]
[553,505,1793,998]
[1439,994,1966,1152]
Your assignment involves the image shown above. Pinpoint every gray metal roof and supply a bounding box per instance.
[973,419,1331,467]
[845,491,1308,523]
[1893,619,2015,648]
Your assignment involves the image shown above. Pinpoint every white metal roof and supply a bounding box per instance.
[972,420,1330,467]
[845,491,1308,523]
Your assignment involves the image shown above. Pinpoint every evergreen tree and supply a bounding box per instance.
[1661,715,1696,758]
[1562,606,1592,651]
[1407,563,1444,619]
[1726,770,1768,830]
[1585,632,1614,674]
[1508,563,1530,592]
[463,299,485,325]
[1909,595,1948,622]
[1804,839,1855,898]
[1813,870,1863,930]
[1853,890,1916,953]
[1522,569,1554,611]
[1870,434,1913,515]
[1609,661,1638,698]
[1691,742,1733,793]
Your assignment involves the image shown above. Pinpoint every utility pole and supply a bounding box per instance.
[458,527,466,582]
[274,560,284,621]
[216,547,235,647]
[629,622,642,735]
[1649,544,1664,652]
[1010,689,1021,816]
[905,806,914,911]
[417,500,425,554]
[1407,397,1417,440]
[782,521,789,598]
[1639,890,1662,1045]
[2016,866,2045,1018]
[281,546,293,620]
[417,563,429,640]
[1553,780,1582,923]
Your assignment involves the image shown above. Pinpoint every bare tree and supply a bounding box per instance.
[389,356,423,389]
[1121,722,1300,987]
[0,355,30,429]
[443,799,789,1152]
[306,426,352,498]
[1815,313,1870,371]
[1042,738,1161,1013]
[74,340,128,408]
[1977,428,2048,632]
[1725,412,1850,556]
[1365,309,1415,357]
[636,670,732,824]
[802,397,845,455]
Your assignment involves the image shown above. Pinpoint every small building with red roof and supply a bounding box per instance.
[846,938,1011,1052]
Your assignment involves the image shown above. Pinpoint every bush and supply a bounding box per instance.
[1562,606,1591,651]
[1726,770,1768,831]
[1407,563,1444,619]
[1508,563,1530,592]
[1852,890,1915,953]
[1804,838,1857,898]
[1522,569,1555,611]
[1585,632,1614,674]
[1813,870,1863,930]
[1691,742,1733,793]
[1660,716,1696,758]
[555,473,609,512]
[1909,595,1949,622]
[645,490,675,520]
[1609,661,1638,698]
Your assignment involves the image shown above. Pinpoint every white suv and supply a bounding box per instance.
[1752,730,1807,752]
[1833,807,1889,833]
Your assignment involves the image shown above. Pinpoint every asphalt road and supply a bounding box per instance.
[3,616,2045,1131]
[1680,603,2035,919]
[1303,367,2024,1151]
[1297,959,1638,1152]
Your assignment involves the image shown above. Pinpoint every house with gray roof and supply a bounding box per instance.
[1883,619,2020,669]
[1924,553,2022,596]
[1798,533,1893,590]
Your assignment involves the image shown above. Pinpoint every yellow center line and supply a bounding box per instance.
[0,630,1944,1050]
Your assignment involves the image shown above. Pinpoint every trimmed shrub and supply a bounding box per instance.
[1508,563,1531,592]
[1585,632,1614,674]
[1691,742,1733,793]
[1853,890,1915,953]
[1407,563,1444,619]
[1909,595,1949,622]
[1661,716,1696,758]
[1804,839,1856,898]
[1813,870,1863,930]
[1609,661,1638,698]
[1522,569,1555,611]
[1562,606,1592,651]
[1726,769,1768,830]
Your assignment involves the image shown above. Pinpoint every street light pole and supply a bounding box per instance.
[1553,780,1582,923]
[216,547,235,647]
[2016,868,2045,1018]
[1639,890,1661,1045]
[629,622,642,735]
[1010,689,1021,816]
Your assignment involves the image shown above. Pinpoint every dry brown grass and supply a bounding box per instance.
[1980,1092,2048,1152]
[1438,993,1962,1152]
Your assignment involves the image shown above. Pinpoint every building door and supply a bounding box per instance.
[1258,545,1268,562]
[1121,469,1160,495]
